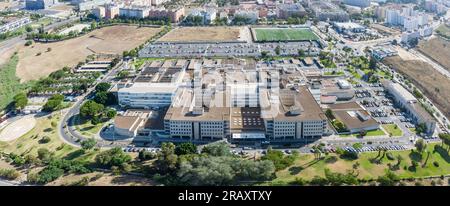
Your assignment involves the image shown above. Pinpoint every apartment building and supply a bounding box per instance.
[119,6,150,19]
[343,0,371,8]
[25,0,56,10]
[148,7,185,22]
[276,3,307,19]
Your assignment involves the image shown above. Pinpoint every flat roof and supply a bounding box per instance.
[119,84,178,93]
[329,102,379,130]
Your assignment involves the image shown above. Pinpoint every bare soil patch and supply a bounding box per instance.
[383,56,450,119]
[16,25,162,82]
[158,26,244,42]
[418,37,450,72]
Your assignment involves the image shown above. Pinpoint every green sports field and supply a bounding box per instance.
[254,28,319,42]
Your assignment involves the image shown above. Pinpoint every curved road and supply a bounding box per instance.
[57,62,123,148]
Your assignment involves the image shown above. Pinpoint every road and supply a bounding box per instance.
[0,16,79,60]
[0,179,16,186]
[58,61,124,148]
[409,48,450,79]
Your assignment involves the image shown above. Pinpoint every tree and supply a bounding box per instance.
[261,148,296,171]
[42,94,64,112]
[201,142,231,156]
[94,91,108,105]
[377,171,399,186]
[25,25,33,33]
[106,108,117,119]
[81,138,97,151]
[396,155,403,166]
[25,40,32,46]
[438,133,450,150]
[117,70,129,79]
[415,123,427,134]
[352,143,363,150]
[80,100,104,118]
[415,139,427,153]
[325,109,334,119]
[359,130,367,137]
[154,142,178,174]
[369,57,377,70]
[13,93,28,110]
[275,45,281,56]
[95,82,111,93]
[261,51,269,59]
[175,142,198,156]
[298,49,305,58]
[37,148,52,162]
[138,150,156,161]
[95,147,132,168]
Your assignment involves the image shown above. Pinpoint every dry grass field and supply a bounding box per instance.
[383,56,450,119]
[16,25,162,82]
[157,26,244,42]
[418,37,450,72]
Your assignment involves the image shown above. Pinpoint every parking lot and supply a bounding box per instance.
[139,41,321,58]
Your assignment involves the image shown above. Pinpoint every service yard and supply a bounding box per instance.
[16,25,162,82]
[157,26,247,43]
[253,28,319,42]
[418,37,450,72]
[383,56,450,119]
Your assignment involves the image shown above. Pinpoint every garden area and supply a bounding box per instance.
[382,124,403,137]
[270,141,450,185]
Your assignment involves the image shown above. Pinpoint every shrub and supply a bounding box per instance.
[433,161,439,167]
[39,136,51,144]
[37,148,52,162]
[138,150,156,161]
[386,152,395,160]
[24,40,32,46]
[290,177,306,186]
[0,169,20,180]
[35,166,64,184]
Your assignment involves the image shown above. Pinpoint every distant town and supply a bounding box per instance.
[0,0,450,187]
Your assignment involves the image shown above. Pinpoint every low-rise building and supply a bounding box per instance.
[382,80,436,134]
[328,102,380,133]
[114,110,151,137]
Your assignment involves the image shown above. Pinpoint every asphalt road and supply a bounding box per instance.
[58,61,124,148]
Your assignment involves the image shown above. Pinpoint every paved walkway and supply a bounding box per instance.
[0,115,36,142]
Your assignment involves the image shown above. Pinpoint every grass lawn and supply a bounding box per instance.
[0,113,98,163]
[73,114,105,137]
[366,129,386,136]
[0,54,32,110]
[382,124,403,137]
[271,143,450,184]
[324,71,344,76]
[254,28,318,42]
[339,129,385,137]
